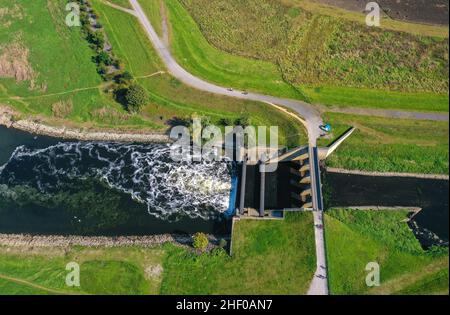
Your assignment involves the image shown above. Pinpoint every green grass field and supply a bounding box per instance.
[91,0,307,146]
[163,0,306,101]
[0,246,165,295]
[318,112,449,174]
[160,213,316,294]
[0,0,308,147]
[0,213,316,295]
[177,0,449,111]
[325,209,449,295]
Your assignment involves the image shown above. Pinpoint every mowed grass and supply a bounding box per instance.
[160,213,316,294]
[178,0,449,111]
[303,86,449,112]
[92,0,308,146]
[0,0,307,146]
[0,0,101,96]
[318,112,449,174]
[0,246,165,295]
[139,0,164,38]
[162,0,305,101]
[0,0,161,131]
[0,213,316,295]
[325,209,449,295]
[107,0,133,9]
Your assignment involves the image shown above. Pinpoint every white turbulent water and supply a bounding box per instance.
[0,142,233,220]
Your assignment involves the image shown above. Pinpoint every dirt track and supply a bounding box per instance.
[314,0,449,25]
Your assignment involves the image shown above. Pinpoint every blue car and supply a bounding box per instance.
[320,124,332,133]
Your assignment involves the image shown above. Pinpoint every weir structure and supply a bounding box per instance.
[232,128,355,218]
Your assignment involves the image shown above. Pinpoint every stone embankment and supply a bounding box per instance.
[326,167,449,180]
[0,233,229,250]
[0,106,170,143]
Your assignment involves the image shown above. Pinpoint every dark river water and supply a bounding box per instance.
[0,126,233,236]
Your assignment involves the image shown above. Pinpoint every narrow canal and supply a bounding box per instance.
[323,171,449,248]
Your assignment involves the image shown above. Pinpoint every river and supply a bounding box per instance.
[0,126,448,247]
[0,126,233,236]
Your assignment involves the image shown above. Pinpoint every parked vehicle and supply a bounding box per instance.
[319,124,332,133]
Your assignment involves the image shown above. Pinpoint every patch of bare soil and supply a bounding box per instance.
[145,264,164,279]
[313,0,449,25]
[0,40,36,83]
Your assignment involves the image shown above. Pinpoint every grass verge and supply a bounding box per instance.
[325,209,449,295]
[0,246,165,295]
[160,212,316,294]
[0,213,316,295]
[318,112,449,174]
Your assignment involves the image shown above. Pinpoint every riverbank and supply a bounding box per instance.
[0,106,170,143]
[326,167,450,180]
[0,233,227,250]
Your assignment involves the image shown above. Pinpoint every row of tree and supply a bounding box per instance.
[77,1,149,113]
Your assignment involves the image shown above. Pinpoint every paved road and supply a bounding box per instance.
[128,0,324,145]
[307,211,329,295]
[307,147,328,295]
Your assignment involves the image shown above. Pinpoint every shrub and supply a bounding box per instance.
[235,113,251,127]
[97,64,108,77]
[96,51,113,66]
[218,238,227,249]
[219,117,234,126]
[124,84,149,112]
[115,71,134,85]
[193,232,209,251]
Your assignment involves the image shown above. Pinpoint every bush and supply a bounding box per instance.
[87,31,105,49]
[96,51,113,66]
[218,238,227,249]
[115,71,134,85]
[235,113,251,127]
[124,84,149,112]
[219,117,234,126]
[193,232,209,251]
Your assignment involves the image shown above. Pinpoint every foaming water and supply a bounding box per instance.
[0,142,233,221]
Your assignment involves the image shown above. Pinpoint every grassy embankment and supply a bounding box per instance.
[93,0,307,146]
[317,113,449,174]
[0,0,307,147]
[162,0,305,101]
[0,246,164,295]
[176,0,448,112]
[325,209,449,295]
[107,0,132,9]
[0,213,316,295]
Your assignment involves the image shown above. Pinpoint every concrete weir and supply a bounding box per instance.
[234,146,316,219]
[232,127,355,219]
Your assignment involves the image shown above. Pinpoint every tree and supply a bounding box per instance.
[125,84,149,112]
[115,71,134,85]
[193,232,209,251]
[96,51,113,66]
